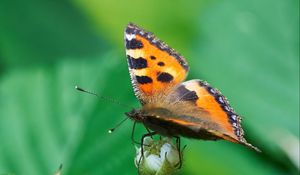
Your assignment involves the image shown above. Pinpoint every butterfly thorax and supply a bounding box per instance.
[125,105,171,122]
[125,108,145,122]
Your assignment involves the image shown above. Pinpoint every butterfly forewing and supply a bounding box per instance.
[125,23,189,104]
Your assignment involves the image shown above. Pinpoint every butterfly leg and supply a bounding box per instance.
[131,122,154,145]
[131,122,141,145]
[179,144,187,168]
[140,131,156,157]
[174,136,184,169]
[137,131,157,171]
[145,127,154,138]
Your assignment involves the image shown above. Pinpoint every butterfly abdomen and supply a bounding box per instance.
[140,107,220,140]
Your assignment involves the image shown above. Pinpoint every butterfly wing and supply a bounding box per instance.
[125,23,259,151]
[159,79,260,151]
[125,23,189,104]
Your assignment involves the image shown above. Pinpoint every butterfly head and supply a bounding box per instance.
[125,108,145,122]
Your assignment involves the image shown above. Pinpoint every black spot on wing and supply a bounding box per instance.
[126,39,143,49]
[157,72,174,82]
[127,56,147,69]
[176,85,198,102]
[157,62,165,66]
[150,56,156,60]
[136,76,153,84]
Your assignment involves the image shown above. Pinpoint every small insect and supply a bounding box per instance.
[124,23,260,153]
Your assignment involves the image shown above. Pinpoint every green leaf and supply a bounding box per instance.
[0,0,108,68]
[0,52,137,175]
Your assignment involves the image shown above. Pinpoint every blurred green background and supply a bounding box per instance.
[0,0,299,174]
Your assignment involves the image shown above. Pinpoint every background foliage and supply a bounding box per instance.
[0,0,299,174]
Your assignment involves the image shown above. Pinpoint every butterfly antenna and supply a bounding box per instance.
[75,85,132,109]
[75,85,133,133]
[108,117,130,134]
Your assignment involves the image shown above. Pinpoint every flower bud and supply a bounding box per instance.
[134,137,181,175]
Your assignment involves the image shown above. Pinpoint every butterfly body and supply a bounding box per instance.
[126,107,221,141]
[125,23,260,152]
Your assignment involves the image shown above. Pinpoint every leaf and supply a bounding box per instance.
[0,52,138,175]
[0,0,108,68]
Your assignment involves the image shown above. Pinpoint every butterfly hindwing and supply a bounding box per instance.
[125,23,189,104]
[163,79,260,151]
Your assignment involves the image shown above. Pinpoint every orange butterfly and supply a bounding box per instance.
[124,23,260,152]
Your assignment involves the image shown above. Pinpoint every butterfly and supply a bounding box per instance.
[124,23,260,153]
